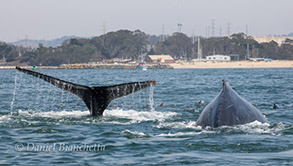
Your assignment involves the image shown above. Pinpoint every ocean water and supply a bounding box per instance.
[0,68,292,165]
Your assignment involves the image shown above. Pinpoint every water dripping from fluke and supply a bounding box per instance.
[149,83,155,112]
[15,66,157,116]
[10,70,18,115]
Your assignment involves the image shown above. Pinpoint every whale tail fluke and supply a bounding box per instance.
[89,81,156,116]
[15,66,156,116]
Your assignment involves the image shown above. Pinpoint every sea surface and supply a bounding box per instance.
[0,68,293,165]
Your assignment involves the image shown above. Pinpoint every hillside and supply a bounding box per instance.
[1,30,293,66]
[8,36,92,48]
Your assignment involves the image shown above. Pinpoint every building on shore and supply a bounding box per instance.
[206,55,231,61]
[146,55,174,63]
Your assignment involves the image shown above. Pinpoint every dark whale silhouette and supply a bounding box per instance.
[16,66,156,116]
[196,80,267,128]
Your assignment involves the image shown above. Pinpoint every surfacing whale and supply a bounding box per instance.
[196,80,267,128]
[16,66,156,116]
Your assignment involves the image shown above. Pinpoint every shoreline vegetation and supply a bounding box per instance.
[1,31,293,67]
[1,60,293,70]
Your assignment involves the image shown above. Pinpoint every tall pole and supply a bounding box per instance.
[246,24,248,36]
[17,38,21,57]
[197,37,202,59]
[25,34,28,48]
[205,26,208,38]
[227,22,231,36]
[246,24,249,59]
[212,19,215,37]
[103,22,106,35]
[207,25,210,37]
[162,24,165,41]
[177,23,182,33]
[246,43,250,59]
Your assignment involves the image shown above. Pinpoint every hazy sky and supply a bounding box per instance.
[1,0,292,42]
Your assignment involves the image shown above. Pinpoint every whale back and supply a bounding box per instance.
[196,80,267,128]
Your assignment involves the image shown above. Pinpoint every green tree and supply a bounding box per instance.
[155,32,192,59]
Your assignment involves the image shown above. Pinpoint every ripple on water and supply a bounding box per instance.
[1,68,293,165]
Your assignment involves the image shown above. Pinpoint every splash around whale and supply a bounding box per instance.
[15,66,156,116]
[196,80,267,128]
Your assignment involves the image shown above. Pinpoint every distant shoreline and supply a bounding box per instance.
[1,60,293,70]
[169,60,293,69]
[0,63,173,70]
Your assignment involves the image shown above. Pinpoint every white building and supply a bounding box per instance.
[147,55,174,63]
[206,55,231,61]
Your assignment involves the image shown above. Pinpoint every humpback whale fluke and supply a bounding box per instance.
[196,79,267,128]
[15,66,156,116]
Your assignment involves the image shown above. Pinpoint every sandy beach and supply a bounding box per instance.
[1,60,293,69]
[168,60,293,69]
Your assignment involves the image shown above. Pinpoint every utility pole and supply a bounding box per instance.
[227,22,231,36]
[246,24,248,36]
[177,23,182,33]
[162,24,165,41]
[246,24,249,59]
[43,38,46,48]
[207,25,210,37]
[17,38,21,57]
[211,19,215,37]
[197,37,202,59]
[103,22,107,35]
[205,26,208,38]
[25,34,29,48]
[246,43,250,59]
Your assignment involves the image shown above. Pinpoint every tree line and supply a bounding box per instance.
[1,30,293,66]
